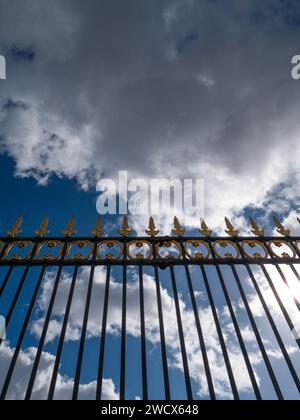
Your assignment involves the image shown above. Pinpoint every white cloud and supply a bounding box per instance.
[0,1,300,229]
[0,342,119,400]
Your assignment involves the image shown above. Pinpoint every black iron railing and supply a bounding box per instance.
[0,216,300,400]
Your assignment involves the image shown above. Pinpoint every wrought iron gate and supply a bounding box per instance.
[0,216,300,400]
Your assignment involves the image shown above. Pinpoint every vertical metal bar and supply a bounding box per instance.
[120,263,127,401]
[215,264,262,400]
[246,264,300,395]
[0,242,39,349]
[96,265,111,400]
[139,265,148,401]
[183,261,216,400]
[47,265,79,400]
[231,264,284,400]
[169,264,193,400]
[260,264,300,344]
[25,241,68,400]
[0,266,13,298]
[0,265,47,400]
[72,260,96,400]
[273,264,300,312]
[154,266,171,400]
[199,263,240,400]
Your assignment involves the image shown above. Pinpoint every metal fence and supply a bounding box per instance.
[0,216,300,400]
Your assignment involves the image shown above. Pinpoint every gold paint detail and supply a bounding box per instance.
[184,240,211,260]
[145,217,160,237]
[35,217,50,238]
[7,217,23,238]
[268,240,296,259]
[62,217,77,237]
[155,240,183,260]
[35,240,64,262]
[4,241,34,261]
[91,217,104,237]
[97,240,123,261]
[172,217,185,237]
[119,216,132,237]
[225,218,239,238]
[213,240,241,260]
[199,219,212,237]
[66,240,93,261]
[241,240,269,260]
[126,240,153,261]
[249,218,264,237]
[273,217,290,237]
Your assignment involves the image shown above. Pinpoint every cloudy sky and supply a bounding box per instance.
[1,0,300,401]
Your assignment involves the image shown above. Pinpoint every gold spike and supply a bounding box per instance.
[7,217,23,238]
[145,217,160,237]
[274,216,290,237]
[119,216,132,237]
[62,216,77,237]
[91,217,104,237]
[199,219,212,237]
[249,217,264,237]
[225,217,239,237]
[172,217,185,236]
[35,217,50,238]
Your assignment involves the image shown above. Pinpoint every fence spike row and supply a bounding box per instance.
[249,217,265,237]
[62,216,77,237]
[274,216,290,237]
[119,216,132,237]
[145,217,160,237]
[35,217,50,238]
[172,217,185,237]
[7,217,23,238]
[91,217,104,237]
[200,219,213,237]
[225,217,239,237]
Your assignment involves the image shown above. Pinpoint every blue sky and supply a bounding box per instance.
[1,0,300,400]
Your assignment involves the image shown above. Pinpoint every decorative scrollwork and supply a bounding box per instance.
[268,240,296,259]
[126,240,153,261]
[97,240,123,261]
[4,241,34,261]
[0,241,4,254]
[155,240,182,260]
[213,240,240,260]
[35,240,64,262]
[66,240,94,261]
[184,240,211,260]
[241,240,269,260]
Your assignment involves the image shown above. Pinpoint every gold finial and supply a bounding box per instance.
[172,217,185,236]
[145,217,160,237]
[35,217,50,238]
[225,217,239,237]
[7,217,23,238]
[91,217,104,237]
[249,217,264,237]
[274,216,290,237]
[119,216,132,237]
[62,217,77,237]
[199,219,212,237]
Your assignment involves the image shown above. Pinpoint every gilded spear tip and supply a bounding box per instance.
[249,217,264,237]
[7,217,23,238]
[172,217,185,237]
[145,217,160,237]
[200,219,212,237]
[225,217,239,237]
[62,216,77,237]
[119,216,132,237]
[35,217,50,238]
[273,216,290,237]
[91,216,104,237]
